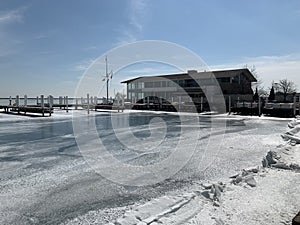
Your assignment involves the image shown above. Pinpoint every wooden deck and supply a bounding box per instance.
[0,105,53,117]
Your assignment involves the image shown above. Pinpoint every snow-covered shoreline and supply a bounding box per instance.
[62,115,300,225]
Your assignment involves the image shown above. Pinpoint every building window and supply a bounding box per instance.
[154,81,161,88]
[145,82,153,88]
[186,79,198,87]
[218,77,231,83]
[178,80,184,87]
[167,80,175,87]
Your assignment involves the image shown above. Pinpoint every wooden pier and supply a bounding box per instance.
[0,94,126,117]
[0,105,53,117]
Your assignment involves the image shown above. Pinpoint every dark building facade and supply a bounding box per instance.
[121,69,257,109]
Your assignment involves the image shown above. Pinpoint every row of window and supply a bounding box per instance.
[128,91,180,100]
[127,76,242,90]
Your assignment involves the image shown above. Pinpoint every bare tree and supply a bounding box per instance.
[244,64,259,82]
[278,79,297,102]
[244,64,267,96]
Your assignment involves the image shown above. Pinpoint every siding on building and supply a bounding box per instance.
[121,68,257,107]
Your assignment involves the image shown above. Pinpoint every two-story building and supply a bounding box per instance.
[121,68,257,111]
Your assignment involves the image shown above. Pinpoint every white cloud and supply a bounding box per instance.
[115,29,137,46]
[72,58,96,72]
[114,0,148,47]
[118,66,180,76]
[129,0,147,32]
[0,7,27,58]
[210,54,300,89]
[0,8,25,24]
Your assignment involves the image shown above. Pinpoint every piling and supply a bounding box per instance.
[24,95,27,107]
[75,98,78,110]
[48,95,53,108]
[59,96,63,109]
[293,96,297,116]
[228,96,231,114]
[122,92,125,112]
[87,93,90,115]
[179,96,182,111]
[16,95,20,107]
[66,96,69,113]
[41,95,44,116]
[258,97,262,117]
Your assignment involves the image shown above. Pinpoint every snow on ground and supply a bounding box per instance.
[62,115,300,225]
[108,147,299,225]
[1,109,299,225]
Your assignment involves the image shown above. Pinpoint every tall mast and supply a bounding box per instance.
[106,56,109,103]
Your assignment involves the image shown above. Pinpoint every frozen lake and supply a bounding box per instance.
[0,112,289,224]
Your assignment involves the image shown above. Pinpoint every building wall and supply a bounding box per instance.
[126,72,254,105]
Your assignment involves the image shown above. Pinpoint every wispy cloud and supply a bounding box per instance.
[114,0,148,46]
[0,7,27,58]
[129,0,147,32]
[33,29,58,40]
[118,66,180,76]
[72,58,96,72]
[0,7,26,24]
[115,29,138,46]
[82,46,98,51]
[210,53,300,88]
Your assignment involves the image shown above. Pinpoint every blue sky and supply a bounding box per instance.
[0,0,300,97]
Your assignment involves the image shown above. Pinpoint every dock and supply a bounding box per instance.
[0,105,53,117]
[231,101,300,118]
[0,94,125,117]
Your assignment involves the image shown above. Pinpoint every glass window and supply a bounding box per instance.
[178,80,185,87]
[145,82,153,88]
[154,81,161,88]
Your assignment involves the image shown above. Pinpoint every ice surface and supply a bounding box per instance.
[0,111,295,224]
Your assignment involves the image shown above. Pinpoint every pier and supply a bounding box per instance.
[0,105,53,117]
[0,94,125,117]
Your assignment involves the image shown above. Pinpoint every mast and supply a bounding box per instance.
[106,56,109,103]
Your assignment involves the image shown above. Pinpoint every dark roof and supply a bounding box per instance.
[121,68,257,83]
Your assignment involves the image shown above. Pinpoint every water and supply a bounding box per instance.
[0,112,288,224]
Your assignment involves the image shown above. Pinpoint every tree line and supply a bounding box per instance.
[245,65,297,102]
